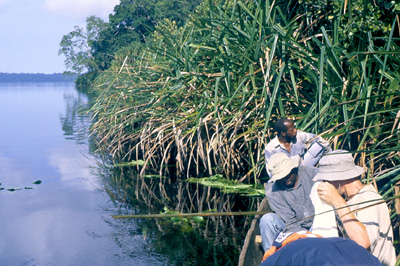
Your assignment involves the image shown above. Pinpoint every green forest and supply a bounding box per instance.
[60,0,400,261]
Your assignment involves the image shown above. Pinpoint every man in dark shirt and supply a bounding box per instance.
[259,152,318,251]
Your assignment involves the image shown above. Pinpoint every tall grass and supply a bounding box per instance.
[89,0,399,201]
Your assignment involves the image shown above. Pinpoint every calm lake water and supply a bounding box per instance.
[0,82,169,265]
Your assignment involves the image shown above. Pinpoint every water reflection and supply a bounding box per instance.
[0,82,167,265]
[60,90,90,143]
[102,163,252,265]
[0,82,253,265]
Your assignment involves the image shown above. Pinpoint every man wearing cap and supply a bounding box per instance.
[259,152,318,251]
[265,118,330,169]
[315,150,396,266]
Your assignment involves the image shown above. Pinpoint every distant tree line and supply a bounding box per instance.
[0,73,77,82]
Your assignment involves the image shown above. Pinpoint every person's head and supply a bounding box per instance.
[313,150,364,194]
[274,118,297,141]
[268,153,300,188]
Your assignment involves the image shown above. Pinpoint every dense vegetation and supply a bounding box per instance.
[61,0,400,261]
[84,0,399,182]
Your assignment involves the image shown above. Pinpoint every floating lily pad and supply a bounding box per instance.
[7,188,22,192]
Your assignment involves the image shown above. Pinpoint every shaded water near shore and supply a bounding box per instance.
[0,82,249,265]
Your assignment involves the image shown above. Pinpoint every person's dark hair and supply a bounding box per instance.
[274,118,292,135]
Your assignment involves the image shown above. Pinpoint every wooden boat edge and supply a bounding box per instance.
[238,198,270,266]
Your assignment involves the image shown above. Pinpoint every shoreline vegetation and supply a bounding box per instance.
[0,72,76,82]
[61,0,400,262]
[87,0,399,185]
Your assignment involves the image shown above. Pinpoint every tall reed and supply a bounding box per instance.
[90,0,399,200]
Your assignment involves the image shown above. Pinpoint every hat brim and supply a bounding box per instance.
[270,157,300,181]
[313,165,364,181]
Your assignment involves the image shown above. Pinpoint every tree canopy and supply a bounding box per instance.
[60,0,202,73]
[58,16,108,74]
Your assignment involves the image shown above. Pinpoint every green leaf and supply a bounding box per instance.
[114,160,146,167]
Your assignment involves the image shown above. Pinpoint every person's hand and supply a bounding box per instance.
[317,182,342,207]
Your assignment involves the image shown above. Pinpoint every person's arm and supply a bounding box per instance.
[298,131,331,152]
[264,144,277,177]
[265,139,279,165]
[317,182,370,249]
[265,149,273,165]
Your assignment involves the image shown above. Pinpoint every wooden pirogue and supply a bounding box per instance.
[238,198,270,266]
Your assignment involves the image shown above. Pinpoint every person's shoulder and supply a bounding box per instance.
[296,130,311,135]
[270,182,280,192]
[299,165,319,178]
[359,184,382,199]
[297,130,315,137]
[268,187,280,203]
[296,131,316,142]
[265,137,280,159]
[348,184,382,207]
[269,182,286,197]
[266,136,279,148]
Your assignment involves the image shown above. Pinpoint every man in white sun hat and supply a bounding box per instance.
[259,152,318,251]
[315,150,396,266]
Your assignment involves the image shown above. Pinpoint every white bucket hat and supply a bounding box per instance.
[268,153,300,181]
[313,149,364,181]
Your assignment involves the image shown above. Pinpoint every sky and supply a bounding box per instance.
[0,0,120,74]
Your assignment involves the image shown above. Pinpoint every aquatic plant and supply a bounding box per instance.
[0,180,42,192]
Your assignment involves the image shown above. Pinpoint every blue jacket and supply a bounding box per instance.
[261,237,383,266]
